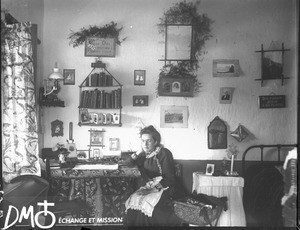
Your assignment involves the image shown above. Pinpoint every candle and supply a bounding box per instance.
[69,122,73,140]
[231,155,234,172]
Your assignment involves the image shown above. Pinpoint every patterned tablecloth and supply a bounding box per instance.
[50,166,141,224]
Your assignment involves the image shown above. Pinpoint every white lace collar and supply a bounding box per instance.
[145,145,162,159]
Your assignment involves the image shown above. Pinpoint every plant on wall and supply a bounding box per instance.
[68,21,126,48]
[157,1,213,96]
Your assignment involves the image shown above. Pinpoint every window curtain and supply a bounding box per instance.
[2,22,40,183]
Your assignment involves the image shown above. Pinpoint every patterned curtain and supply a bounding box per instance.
[2,22,40,183]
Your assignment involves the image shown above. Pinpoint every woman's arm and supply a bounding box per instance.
[158,148,176,189]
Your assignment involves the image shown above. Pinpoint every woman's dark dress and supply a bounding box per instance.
[126,147,181,226]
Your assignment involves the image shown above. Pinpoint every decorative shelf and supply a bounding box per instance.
[39,100,65,107]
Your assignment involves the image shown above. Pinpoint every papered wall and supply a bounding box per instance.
[3,0,298,161]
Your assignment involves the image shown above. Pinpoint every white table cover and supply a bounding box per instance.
[192,172,246,226]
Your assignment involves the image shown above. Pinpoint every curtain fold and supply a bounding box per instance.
[2,22,40,183]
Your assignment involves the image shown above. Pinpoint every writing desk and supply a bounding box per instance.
[192,172,246,226]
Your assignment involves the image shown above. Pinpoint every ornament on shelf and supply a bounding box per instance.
[230,124,249,142]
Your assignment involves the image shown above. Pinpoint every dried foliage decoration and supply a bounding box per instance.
[68,21,126,48]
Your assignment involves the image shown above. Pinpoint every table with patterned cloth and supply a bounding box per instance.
[192,172,246,227]
[49,166,141,224]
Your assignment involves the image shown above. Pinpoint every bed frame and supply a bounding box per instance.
[241,144,297,176]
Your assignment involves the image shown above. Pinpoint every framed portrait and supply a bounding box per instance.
[158,77,194,97]
[134,70,146,85]
[213,59,240,77]
[206,164,215,176]
[63,69,75,85]
[109,138,120,151]
[166,25,192,60]
[84,37,116,57]
[160,105,188,128]
[90,130,103,145]
[219,87,234,104]
[90,148,101,159]
[208,116,227,149]
[51,119,63,137]
[133,95,149,106]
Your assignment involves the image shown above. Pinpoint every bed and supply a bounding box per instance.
[241,144,297,227]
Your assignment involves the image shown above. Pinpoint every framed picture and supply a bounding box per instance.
[166,25,192,60]
[206,164,215,175]
[84,37,116,57]
[219,87,234,104]
[90,148,101,159]
[160,105,188,128]
[134,70,146,85]
[133,95,149,106]
[158,77,194,97]
[213,59,240,77]
[208,116,227,149]
[258,95,286,109]
[51,119,63,137]
[80,109,91,124]
[90,130,103,145]
[109,138,120,151]
[63,69,75,85]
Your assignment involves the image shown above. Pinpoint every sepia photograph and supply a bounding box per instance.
[1,0,298,229]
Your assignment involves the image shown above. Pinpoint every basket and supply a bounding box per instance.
[174,200,222,226]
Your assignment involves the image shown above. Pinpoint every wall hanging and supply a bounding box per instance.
[219,87,234,104]
[160,105,188,128]
[207,116,227,149]
[157,1,213,97]
[51,119,64,137]
[255,41,290,86]
[213,59,240,77]
[133,95,148,106]
[63,69,75,85]
[258,94,286,109]
[134,70,146,85]
[230,124,249,142]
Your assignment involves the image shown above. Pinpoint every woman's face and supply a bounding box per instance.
[141,134,157,153]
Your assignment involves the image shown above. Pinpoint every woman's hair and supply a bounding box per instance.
[140,125,161,145]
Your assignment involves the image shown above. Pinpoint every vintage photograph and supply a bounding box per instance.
[219,87,234,104]
[134,70,146,85]
[213,59,240,77]
[1,0,297,229]
[160,105,188,128]
[133,95,149,106]
[63,69,75,85]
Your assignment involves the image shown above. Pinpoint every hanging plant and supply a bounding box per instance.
[157,1,213,96]
[68,21,126,48]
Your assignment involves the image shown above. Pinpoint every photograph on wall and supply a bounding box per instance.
[219,87,234,104]
[63,69,75,85]
[90,130,103,145]
[213,59,240,77]
[160,105,188,128]
[133,95,148,106]
[134,70,146,85]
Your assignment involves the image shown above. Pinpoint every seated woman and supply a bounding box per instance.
[124,125,181,226]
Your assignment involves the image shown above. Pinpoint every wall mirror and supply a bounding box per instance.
[166,25,193,60]
[207,116,227,149]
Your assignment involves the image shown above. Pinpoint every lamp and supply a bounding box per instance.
[44,62,64,96]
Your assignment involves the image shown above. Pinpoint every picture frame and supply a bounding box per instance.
[213,59,240,77]
[51,119,63,137]
[80,109,91,124]
[160,105,188,128]
[133,95,149,106]
[134,70,146,85]
[109,138,120,151]
[206,164,215,176]
[158,77,194,97]
[84,37,116,57]
[166,25,192,60]
[90,130,103,145]
[219,87,234,104]
[91,148,101,159]
[63,69,75,85]
[208,116,227,149]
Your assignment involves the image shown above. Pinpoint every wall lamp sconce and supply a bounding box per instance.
[39,62,65,107]
[44,62,64,96]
